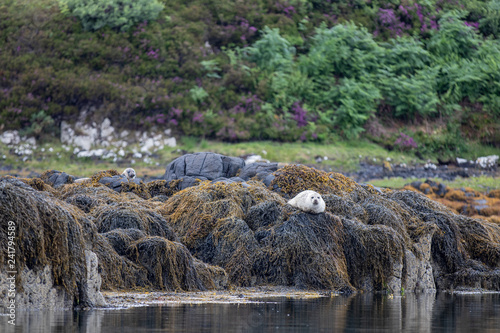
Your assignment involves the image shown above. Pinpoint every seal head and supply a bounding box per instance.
[122,168,136,180]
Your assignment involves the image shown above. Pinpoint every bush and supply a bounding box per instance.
[62,0,164,31]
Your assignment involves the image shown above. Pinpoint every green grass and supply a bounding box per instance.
[368,176,500,192]
[167,138,418,173]
[1,138,499,192]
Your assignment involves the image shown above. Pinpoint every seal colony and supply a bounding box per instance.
[287,190,326,214]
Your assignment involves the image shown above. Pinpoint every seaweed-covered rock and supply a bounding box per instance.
[92,202,177,240]
[258,212,352,290]
[163,152,245,182]
[0,177,103,309]
[160,181,351,289]
[103,228,147,256]
[93,234,150,290]
[126,236,227,290]
[269,164,358,198]
[146,179,182,198]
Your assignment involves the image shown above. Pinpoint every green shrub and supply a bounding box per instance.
[61,0,164,31]
[245,26,295,72]
[20,110,58,140]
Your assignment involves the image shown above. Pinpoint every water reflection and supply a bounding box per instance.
[2,292,499,332]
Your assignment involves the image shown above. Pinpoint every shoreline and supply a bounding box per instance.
[101,287,335,309]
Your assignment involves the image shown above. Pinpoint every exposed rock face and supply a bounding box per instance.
[1,155,500,310]
[0,266,73,310]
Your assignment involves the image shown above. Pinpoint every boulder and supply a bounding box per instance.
[163,152,245,183]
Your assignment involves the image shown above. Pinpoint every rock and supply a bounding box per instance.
[83,250,107,308]
[0,266,73,310]
[244,154,264,164]
[92,202,177,240]
[476,155,498,169]
[163,152,245,183]
[140,138,155,153]
[41,170,75,188]
[120,130,129,138]
[0,177,102,309]
[164,137,176,147]
[126,236,220,290]
[100,118,114,139]
[424,162,437,170]
[0,130,20,145]
[2,155,500,310]
[239,162,279,181]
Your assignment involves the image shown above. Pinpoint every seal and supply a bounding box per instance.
[287,190,325,214]
[122,167,136,180]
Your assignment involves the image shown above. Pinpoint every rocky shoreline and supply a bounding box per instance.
[1,152,499,311]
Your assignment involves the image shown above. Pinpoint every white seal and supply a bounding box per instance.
[287,190,325,214]
[122,168,136,179]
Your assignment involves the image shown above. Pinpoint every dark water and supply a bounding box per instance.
[2,293,500,333]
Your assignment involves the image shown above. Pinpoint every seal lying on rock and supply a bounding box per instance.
[287,190,326,214]
[74,168,136,184]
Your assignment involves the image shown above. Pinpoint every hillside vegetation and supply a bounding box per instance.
[1,0,500,156]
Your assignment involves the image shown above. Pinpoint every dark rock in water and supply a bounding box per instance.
[41,170,75,188]
[163,152,245,181]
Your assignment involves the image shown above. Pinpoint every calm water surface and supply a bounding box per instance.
[2,293,500,332]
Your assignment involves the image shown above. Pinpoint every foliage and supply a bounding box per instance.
[20,110,58,140]
[61,0,164,31]
[1,0,500,145]
[244,26,295,72]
